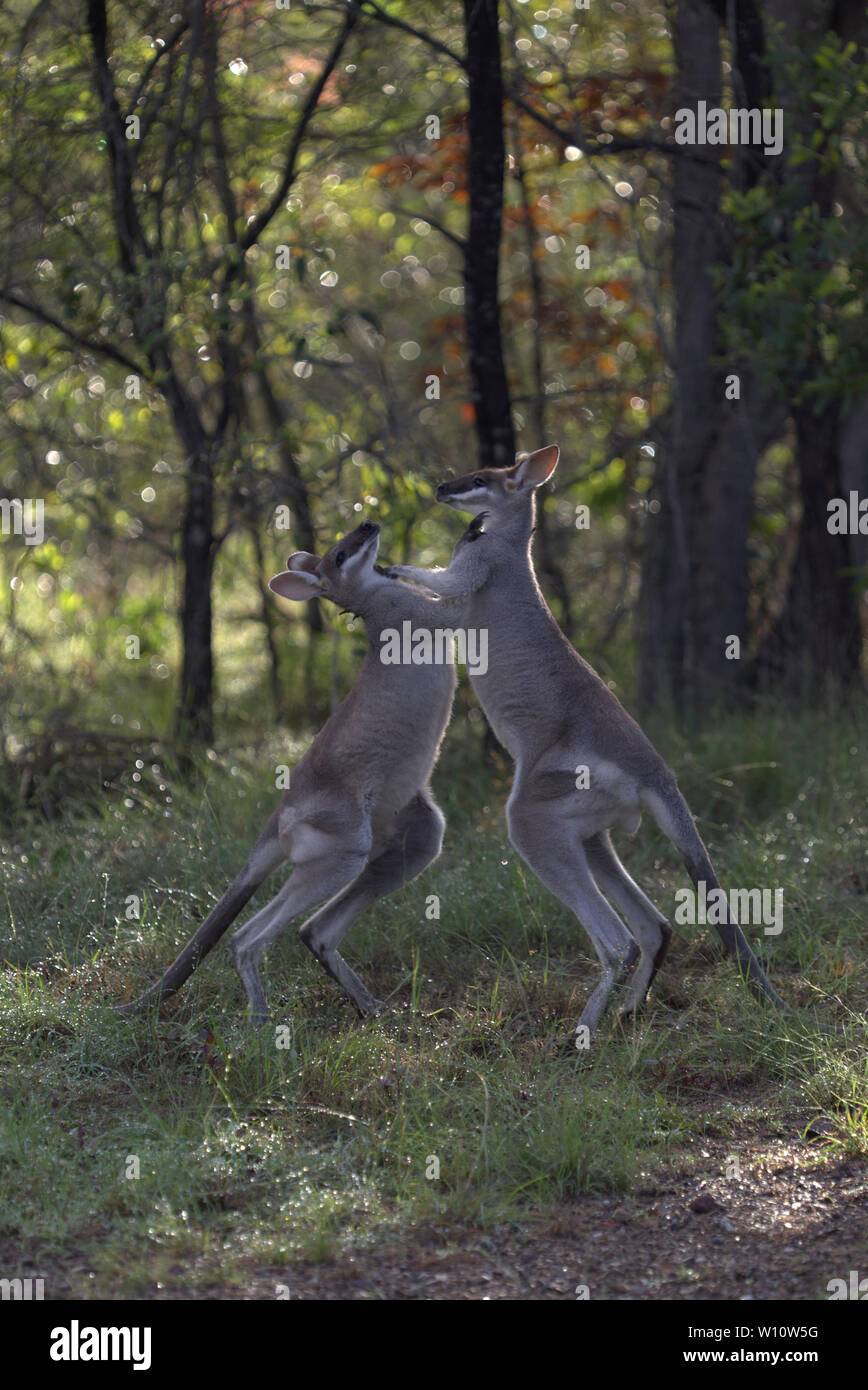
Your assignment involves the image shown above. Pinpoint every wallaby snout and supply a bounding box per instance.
[344,519,380,552]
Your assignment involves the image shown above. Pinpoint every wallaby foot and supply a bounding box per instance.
[647,923,672,987]
[114,990,164,1018]
[232,936,273,1028]
[576,973,619,1036]
[620,939,641,977]
[618,921,672,1016]
[357,995,387,1017]
[617,993,651,1023]
[576,944,640,1037]
[300,921,386,1018]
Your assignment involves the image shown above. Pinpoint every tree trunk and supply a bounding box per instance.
[639,0,781,714]
[249,520,283,722]
[176,443,216,745]
[463,0,515,469]
[755,401,863,697]
[694,384,786,695]
[507,97,574,636]
[639,0,723,713]
[752,0,866,697]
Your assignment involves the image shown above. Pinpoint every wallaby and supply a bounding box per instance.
[390,446,787,1039]
[119,519,465,1026]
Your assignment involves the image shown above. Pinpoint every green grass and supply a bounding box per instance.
[0,707,865,1296]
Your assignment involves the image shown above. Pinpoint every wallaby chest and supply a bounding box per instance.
[359,659,456,813]
[462,573,566,758]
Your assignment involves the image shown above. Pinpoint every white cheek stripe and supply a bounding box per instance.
[341,543,372,576]
[340,530,378,575]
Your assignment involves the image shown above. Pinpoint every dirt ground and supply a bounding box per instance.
[246,1140,867,1301]
[143,1130,865,1301]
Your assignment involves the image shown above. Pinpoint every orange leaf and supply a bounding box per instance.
[604,280,632,302]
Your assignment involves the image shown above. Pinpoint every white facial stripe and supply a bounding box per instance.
[449,486,488,502]
[340,537,375,577]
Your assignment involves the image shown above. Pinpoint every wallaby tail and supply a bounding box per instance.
[644,783,787,1011]
[116,810,286,1014]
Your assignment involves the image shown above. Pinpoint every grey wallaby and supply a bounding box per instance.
[390,446,787,1040]
[119,518,473,1025]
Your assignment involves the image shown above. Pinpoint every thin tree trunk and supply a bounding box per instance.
[242,302,324,718]
[249,520,283,721]
[88,0,221,747]
[463,0,515,469]
[756,400,863,697]
[694,384,785,696]
[639,0,722,713]
[176,439,216,745]
[508,94,574,637]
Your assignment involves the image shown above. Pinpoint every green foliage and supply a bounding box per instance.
[715,33,868,408]
[0,0,677,739]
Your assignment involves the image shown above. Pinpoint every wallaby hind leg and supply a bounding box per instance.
[298,790,445,1012]
[644,782,787,1010]
[232,844,370,1026]
[507,800,638,1039]
[119,810,287,1014]
[583,831,671,1015]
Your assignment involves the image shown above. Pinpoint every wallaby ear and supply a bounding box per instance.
[269,568,323,601]
[287,552,319,574]
[512,444,560,490]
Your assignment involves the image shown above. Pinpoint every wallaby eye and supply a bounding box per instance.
[335,550,346,568]
[473,476,485,487]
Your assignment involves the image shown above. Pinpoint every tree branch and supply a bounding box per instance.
[391,204,466,250]
[0,291,145,373]
[239,2,362,254]
[507,85,715,166]
[128,15,190,116]
[85,0,148,274]
[359,0,467,70]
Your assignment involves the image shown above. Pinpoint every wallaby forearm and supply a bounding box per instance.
[390,564,474,600]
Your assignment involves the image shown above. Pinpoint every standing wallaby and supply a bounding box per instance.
[390,446,786,1039]
[119,519,464,1026]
